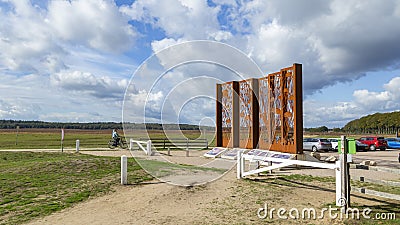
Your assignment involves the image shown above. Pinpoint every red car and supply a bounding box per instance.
[358,136,387,151]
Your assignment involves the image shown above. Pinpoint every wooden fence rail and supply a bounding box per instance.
[138,138,208,150]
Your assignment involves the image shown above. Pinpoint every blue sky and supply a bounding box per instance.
[1,0,400,128]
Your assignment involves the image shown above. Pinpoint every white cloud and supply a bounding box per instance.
[123,89,164,122]
[304,76,400,127]
[50,70,128,99]
[208,30,233,42]
[121,0,220,39]
[0,73,125,122]
[0,99,40,120]
[353,77,400,110]
[150,38,185,53]
[0,0,136,74]
[303,100,361,128]
[47,0,135,53]
[0,0,66,73]
[39,112,103,122]
[383,77,400,98]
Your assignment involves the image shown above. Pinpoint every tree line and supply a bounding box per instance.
[0,120,213,131]
[304,111,400,134]
[343,111,400,134]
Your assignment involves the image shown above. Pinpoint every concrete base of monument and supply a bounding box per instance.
[296,152,321,162]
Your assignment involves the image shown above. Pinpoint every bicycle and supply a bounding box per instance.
[108,137,128,149]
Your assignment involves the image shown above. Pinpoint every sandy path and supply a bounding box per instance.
[28,172,236,225]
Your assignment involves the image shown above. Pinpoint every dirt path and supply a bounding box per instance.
[26,150,400,225]
[28,173,233,225]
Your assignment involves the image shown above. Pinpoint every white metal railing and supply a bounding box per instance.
[236,150,346,209]
[129,139,152,156]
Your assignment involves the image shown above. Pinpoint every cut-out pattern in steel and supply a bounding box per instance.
[221,82,234,147]
[221,83,232,128]
[216,64,303,154]
[239,81,251,128]
[258,77,270,147]
[239,79,255,149]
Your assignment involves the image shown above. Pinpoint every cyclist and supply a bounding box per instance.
[112,128,120,146]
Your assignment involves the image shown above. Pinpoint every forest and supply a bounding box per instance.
[343,111,400,134]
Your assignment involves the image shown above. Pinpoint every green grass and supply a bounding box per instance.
[0,151,152,225]
[0,132,111,149]
[0,129,216,150]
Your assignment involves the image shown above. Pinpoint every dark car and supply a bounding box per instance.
[355,140,369,151]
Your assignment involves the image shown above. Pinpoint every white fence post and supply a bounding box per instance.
[240,151,245,177]
[146,140,152,156]
[121,155,127,185]
[237,150,242,179]
[76,139,80,153]
[129,138,133,150]
[335,160,342,207]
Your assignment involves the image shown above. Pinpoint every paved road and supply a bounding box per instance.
[320,148,400,169]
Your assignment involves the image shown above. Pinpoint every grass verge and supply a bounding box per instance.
[0,151,152,225]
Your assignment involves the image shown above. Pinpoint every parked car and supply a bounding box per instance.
[303,138,332,152]
[355,140,369,151]
[358,136,387,151]
[385,138,400,149]
[327,138,339,151]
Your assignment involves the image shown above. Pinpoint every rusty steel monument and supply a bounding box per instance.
[216,63,303,154]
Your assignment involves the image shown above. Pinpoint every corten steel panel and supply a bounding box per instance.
[293,64,303,154]
[239,79,259,149]
[221,82,232,147]
[258,64,303,154]
[232,81,240,148]
[217,82,240,148]
[217,63,302,154]
[216,84,222,147]
[258,77,271,149]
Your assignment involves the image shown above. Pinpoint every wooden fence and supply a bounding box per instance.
[138,138,208,150]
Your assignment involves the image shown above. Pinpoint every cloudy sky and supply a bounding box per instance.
[1,0,400,128]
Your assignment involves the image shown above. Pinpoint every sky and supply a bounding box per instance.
[1,0,400,128]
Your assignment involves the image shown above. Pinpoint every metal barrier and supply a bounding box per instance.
[129,139,152,155]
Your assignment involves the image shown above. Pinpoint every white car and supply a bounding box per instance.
[327,138,339,151]
[303,138,332,152]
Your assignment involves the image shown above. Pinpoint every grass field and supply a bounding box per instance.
[0,151,152,225]
[0,129,216,150]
